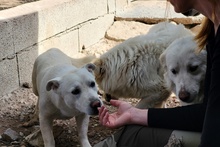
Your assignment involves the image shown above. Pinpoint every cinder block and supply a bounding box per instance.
[0,20,14,59]
[0,57,19,97]
[116,0,129,12]
[17,46,38,85]
[37,2,68,42]
[108,0,116,13]
[64,0,108,27]
[38,27,79,57]
[13,12,39,53]
[38,0,108,42]
[79,14,114,50]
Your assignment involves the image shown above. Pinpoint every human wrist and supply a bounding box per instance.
[130,108,148,126]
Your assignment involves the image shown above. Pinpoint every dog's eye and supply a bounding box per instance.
[90,81,96,87]
[171,69,177,75]
[189,65,198,72]
[72,88,81,95]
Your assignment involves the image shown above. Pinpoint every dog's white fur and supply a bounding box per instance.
[160,36,206,105]
[93,21,197,108]
[32,48,102,147]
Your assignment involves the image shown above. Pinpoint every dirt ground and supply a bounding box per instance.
[0,86,142,146]
[0,80,179,147]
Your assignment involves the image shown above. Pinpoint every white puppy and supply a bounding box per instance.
[93,21,193,108]
[160,36,206,105]
[32,48,102,147]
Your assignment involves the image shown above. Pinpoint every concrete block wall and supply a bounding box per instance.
[0,0,130,97]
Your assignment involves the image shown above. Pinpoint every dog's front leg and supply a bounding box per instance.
[39,114,55,147]
[75,114,91,147]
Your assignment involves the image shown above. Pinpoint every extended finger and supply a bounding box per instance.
[98,106,105,120]
[102,112,109,126]
[110,100,123,107]
[98,106,105,116]
[99,107,108,123]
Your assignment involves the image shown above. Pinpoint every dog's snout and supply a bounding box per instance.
[178,88,190,102]
[90,100,102,108]
[89,99,102,115]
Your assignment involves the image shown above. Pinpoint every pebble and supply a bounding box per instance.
[1,128,21,142]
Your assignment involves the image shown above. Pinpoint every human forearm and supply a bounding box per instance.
[129,107,148,126]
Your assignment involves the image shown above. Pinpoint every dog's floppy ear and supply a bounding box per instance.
[84,63,96,73]
[46,77,61,91]
[93,59,105,74]
[92,59,105,81]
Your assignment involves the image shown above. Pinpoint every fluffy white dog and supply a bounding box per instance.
[32,48,102,147]
[93,21,197,108]
[160,36,206,105]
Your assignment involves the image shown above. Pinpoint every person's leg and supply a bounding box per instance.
[94,125,201,147]
[165,130,201,147]
[116,125,172,147]
[93,127,124,147]
[94,125,172,147]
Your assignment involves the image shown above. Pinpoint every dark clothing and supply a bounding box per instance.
[148,24,220,146]
[94,125,201,147]
[94,125,173,147]
[200,24,220,147]
[116,126,172,147]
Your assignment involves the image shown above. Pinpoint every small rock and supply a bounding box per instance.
[22,82,32,88]
[11,141,20,145]
[19,132,24,137]
[25,129,44,147]
[1,128,21,142]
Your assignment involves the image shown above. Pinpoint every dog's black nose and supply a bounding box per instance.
[179,91,190,102]
[182,9,200,16]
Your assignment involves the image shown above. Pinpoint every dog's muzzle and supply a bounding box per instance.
[178,87,191,102]
[91,100,102,108]
[89,99,102,115]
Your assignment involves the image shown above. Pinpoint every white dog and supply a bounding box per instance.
[32,48,102,147]
[160,36,206,105]
[93,21,196,108]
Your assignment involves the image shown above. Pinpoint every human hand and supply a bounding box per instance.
[98,100,134,129]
